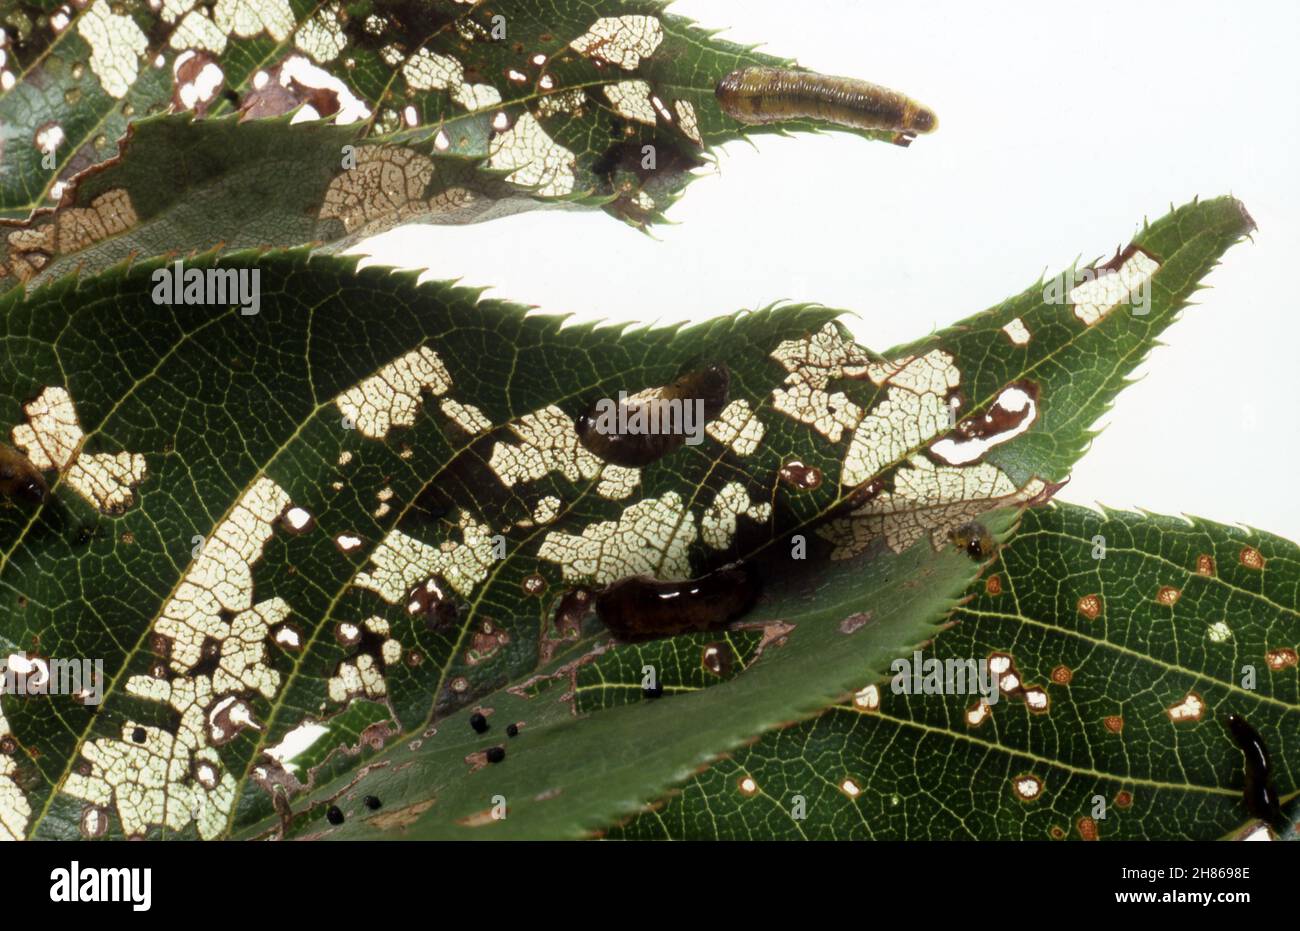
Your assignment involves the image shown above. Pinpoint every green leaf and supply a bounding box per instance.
[0,196,1251,840]
[608,502,1300,840]
[246,510,1013,839]
[0,0,916,286]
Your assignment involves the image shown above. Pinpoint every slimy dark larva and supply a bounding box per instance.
[595,564,759,642]
[575,364,730,469]
[716,67,937,141]
[1226,714,1285,829]
[0,441,47,506]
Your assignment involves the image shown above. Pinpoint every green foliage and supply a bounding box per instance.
[611,503,1300,840]
[0,0,907,287]
[0,196,1253,839]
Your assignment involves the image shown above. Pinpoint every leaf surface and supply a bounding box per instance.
[608,503,1300,840]
[0,196,1253,840]
[0,0,914,287]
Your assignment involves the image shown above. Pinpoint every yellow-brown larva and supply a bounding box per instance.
[950,521,995,561]
[715,67,937,140]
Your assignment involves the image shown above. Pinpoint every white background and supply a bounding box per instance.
[354,0,1300,541]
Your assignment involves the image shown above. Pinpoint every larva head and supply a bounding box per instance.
[950,521,995,561]
[902,100,938,135]
[0,442,48,506]
[716,66,938,137]
[665,363,730,419]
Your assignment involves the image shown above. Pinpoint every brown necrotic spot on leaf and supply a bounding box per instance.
[334,621,362,648]
[1114,791,1133,809]
[1266,648,1298,671]
[150,631,172,663]
[854,685,881,712]
[737,775,759,798]
[369,798,435,832]
[779,460,822,491]
[406,575,463,630]
[359,720,395,752]
[1076,816,1099,841]
[454,805,503,829]
[1104,715,1125,734]
[79,804,109,839]
[1077,593,1102,620]
[1023,686,1050,714]
[1196,554,1216,576]
[1166,692,1206,723]
[540,588,593,663]
[1239,545,1265,570]
[1155,585,1181,606]
[191,757,221,791]
[207,696,258,746]
[1011,774,1043,802]
[965,699,991,727]
[701,642,732,677]
[930,381,1039,467]
[171,49,223,115]
[463,749,492,774]
[985,574,1003,596]
[1051,665,1073,685]
[837,481,889,517]
[465,620,510,666]
[241,54,366,123]
[839,611,873,635]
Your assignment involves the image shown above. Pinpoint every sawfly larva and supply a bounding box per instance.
[595,564,760,642]
[1226,714,1285,829]
[950,521,995,561]
[716,67,937,144]
[0,441,47,506]
[575,364,730,468]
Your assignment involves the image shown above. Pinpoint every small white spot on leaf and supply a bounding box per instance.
[1166,692,1205,723]
[1002,317,1031,345]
